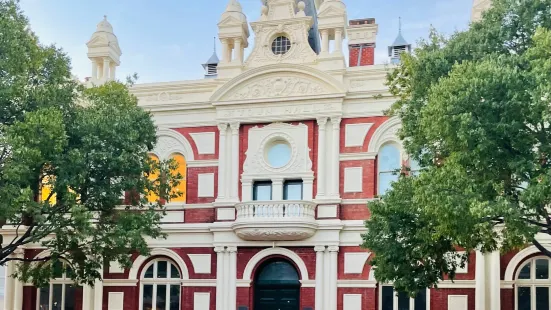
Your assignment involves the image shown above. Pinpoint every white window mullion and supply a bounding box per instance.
[531,285,536,310]
[153,284,157,310]
[49,283,54,310]
[61,284,66,310]
[166,284,170,310]
[410,297,415,309]
[394,291,398,310]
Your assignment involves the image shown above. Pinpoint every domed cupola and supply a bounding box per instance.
[217,0,250,78]
[86,16,122,84]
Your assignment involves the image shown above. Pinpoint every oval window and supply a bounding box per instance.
[266,141,292,168]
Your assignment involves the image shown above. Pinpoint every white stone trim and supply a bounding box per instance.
[193,292,210,310]
[367,116,402,153]
[103,279,138,287]
[188,254,212,274]
[107,292,124,310]
[448,295,468,310]
[152,128,195,162]
[344,252,371,274]
[437,280,476,289]
[189,132,216,155]
[343,294,362,310]
[182,279,217,287]
[345,123,373,147]
[337,280,377,288]
[340,152,377,161]
[187,160,218,168]
[504,245,541,281]
[129,248,189,280]
[242,247,310,281]
[198,173,215,198]
[344,167,363,193]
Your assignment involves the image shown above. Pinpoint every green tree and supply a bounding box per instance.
[362,0,551,295]
[0,0,179,287]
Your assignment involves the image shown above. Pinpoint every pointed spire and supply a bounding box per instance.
[388,17,411,64]
[398,16,402,34]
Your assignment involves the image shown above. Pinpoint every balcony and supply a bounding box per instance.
[232,200,318,241]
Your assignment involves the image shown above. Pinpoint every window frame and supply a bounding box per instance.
[36,263,79,310]
[283,180,303,201]
[515,256,551,310]
[139,259,182,310]
[271,35,292,55]
[378,285,430,310]
[253,181,273,201]
[377,143,402,196]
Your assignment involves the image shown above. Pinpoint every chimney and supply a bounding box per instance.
[347,18,378,67]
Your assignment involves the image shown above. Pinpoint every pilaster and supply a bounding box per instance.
[475,250,485,310]
[215,246,226,310]
[230,122,240,201]
[216,123,229,202]
[328,245,339,310]
[93,266,104,310]
[316,117,328,199]
[102,58,110,81]
[314,246,326,310]
[228,246,238,310]
[12,249,24,310]
[489,251,501,310]
[330,117,342,198]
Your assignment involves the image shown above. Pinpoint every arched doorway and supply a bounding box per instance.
[254,259,300,310]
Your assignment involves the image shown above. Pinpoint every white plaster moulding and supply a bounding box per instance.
[435,280,476,289]
[340,152,377,161]
[103,279,139,287]
[181,279,217,287]
[187,160,219,168]
[337,280,377,288]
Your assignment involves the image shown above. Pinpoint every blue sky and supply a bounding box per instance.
[17,0,472,83]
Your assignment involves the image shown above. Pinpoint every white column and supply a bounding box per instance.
[82,285,94,310]
[334,29,343,54]
[93,266,104,310]
[216,124,228,201]
[4,260,15,310]
[223,249,231,309]
[272,178,284,200]
[314,246,326,310]
[321,30,330,54]
[91,60,98,80]
[215,246,226,310]
[303,177,314,200]
[475,250,486,310]
[234,38,243,64]
[228,246,238,310]
[221,39,229,63]
[323,247,330,308]
[230,122,240,201]
[489,251,501,310]
[330,117,342,198]
[102,58,110,81]
[242,181,253,202]
[110,63,116,80]
[12,249,23,310]
[316,117,328,199]
[328,246,339,310]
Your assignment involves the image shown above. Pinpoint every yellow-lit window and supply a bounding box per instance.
[147,155,160,203]
[40,175,57,204]
[170,153,187,203]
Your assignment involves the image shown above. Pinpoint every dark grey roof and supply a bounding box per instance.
[391,32,409,47]
[203,51,219,66]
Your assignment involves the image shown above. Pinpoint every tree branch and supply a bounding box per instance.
[533,239,551,258]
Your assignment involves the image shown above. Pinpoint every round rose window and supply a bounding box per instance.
[266,140,292,168]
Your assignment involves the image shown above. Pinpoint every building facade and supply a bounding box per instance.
[3,0,551,310]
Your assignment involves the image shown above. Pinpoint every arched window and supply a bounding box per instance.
[378,144,401,195]
[147,155,160,203]
[169,153,187,203]
[141,259,181,310]
[37,261,81,310]
[516,256,551,310]
[380,285,428,310]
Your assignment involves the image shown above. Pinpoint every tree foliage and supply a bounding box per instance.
[0,0,179,286]
[363,0,551,295]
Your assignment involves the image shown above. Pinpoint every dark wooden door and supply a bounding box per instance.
[254,285,300,310]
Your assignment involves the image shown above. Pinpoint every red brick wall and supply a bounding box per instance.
[187,166,217,204]
[337,287,377,310]
[430,288,475,310]
[338,246,372,280]
[182,287,216,310]
[340,160,376,199]
[501,288,514,310]
[340,204,371,220]
[184,208,215,223]
[103,286,137,310]
[349,46,375,67]
[172,127,219,161]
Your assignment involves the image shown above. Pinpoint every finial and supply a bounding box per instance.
[104,15,107,21]
[213,37,217,53]
[399,16,402,33]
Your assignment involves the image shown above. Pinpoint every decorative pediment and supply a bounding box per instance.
[218,15,245,26]
[210,64,346,102]
[318,5,346,18]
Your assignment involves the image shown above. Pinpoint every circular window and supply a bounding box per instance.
[266,140,292,168]
[271,36,291,55]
